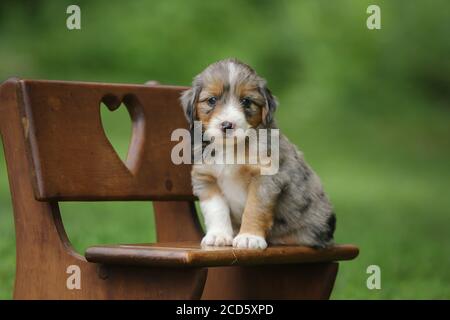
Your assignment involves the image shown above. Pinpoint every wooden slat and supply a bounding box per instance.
[85,242,359,267]
[17,79,194,201]
[202,263,339,299]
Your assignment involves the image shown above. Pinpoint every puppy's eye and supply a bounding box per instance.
[240,98,252,108]
[207,96,218,107]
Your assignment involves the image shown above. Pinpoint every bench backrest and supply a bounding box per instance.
[15,80,193,201]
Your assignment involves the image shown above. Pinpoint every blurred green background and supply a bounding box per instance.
[0,0,449,299]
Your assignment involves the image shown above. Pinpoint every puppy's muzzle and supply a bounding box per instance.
[221,121,235,133]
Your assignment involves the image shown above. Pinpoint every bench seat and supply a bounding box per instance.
[85,242,359,267]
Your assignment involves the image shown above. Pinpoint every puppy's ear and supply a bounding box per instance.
[260,85,278,125]
[180,85,201,129]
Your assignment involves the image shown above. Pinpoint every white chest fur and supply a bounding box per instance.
[202,164,248,222]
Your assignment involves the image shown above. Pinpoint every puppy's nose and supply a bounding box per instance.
[221,121,235,132]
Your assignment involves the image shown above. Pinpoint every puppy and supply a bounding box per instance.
[180,58,335,249]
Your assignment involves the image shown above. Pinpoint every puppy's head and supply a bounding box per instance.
[180,59,277,138]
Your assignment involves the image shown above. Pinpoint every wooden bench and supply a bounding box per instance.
[0,78,358,299]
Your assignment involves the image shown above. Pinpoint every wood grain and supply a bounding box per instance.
[20,79,193,201]
[202,263,339,299]
[85,242,359,267]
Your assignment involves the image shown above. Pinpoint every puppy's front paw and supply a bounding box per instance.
[201,232,233,247]
[233,233,267,249]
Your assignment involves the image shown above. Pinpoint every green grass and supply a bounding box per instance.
[0,0,449,299]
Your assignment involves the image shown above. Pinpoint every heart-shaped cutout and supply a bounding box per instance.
[100,94,145,173]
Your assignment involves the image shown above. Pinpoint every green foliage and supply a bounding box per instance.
[0,0,449,299]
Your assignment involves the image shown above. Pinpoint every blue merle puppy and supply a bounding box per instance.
[180,58,335,249]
